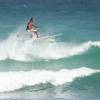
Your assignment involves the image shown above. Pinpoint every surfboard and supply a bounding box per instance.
[32,33,61,42]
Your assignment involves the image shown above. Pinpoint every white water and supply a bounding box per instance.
[0,34,100,61]
[0,67,99,92]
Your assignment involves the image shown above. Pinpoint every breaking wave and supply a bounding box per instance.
[0,67,99,92]
[0,34,100,61]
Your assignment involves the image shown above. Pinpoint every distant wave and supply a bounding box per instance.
[0,34,100,61]
[0,67,99,92]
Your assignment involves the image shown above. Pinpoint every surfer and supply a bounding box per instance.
[26,17,39,38]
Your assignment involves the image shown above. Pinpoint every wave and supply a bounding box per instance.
[0,67,99,92]
[0,34,100,61]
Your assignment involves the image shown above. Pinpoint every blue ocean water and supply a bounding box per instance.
[0,0,100,100]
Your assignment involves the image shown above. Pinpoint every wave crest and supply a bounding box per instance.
[0,67,99,92]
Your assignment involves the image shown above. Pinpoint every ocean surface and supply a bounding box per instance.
[0,0,100,100]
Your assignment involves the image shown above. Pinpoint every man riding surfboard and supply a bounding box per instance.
[26,17,39,38]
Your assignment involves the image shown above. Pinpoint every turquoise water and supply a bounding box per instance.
[0,0,100,100]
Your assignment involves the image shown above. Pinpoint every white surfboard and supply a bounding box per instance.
[33,33,61,42]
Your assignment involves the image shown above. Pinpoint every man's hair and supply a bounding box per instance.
[30,17,33,22]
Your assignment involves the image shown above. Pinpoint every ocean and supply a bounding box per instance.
[0,0,100,100]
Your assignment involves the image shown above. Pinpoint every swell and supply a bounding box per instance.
[67,72,100,97]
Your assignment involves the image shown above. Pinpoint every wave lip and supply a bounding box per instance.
[0,67,99,92]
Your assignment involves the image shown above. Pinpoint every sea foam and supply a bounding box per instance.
[0,67,99,92]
